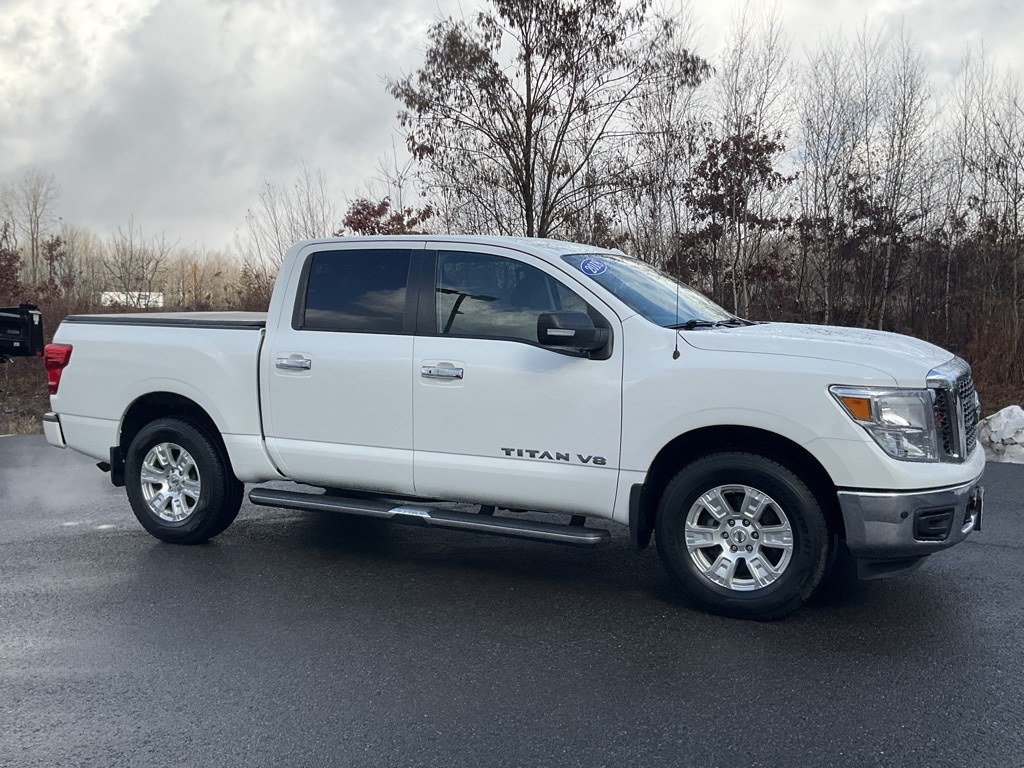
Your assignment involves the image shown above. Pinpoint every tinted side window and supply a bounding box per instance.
[436,251,590,342]
[301,249,412,333]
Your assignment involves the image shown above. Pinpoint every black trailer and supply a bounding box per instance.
[0,303,43,360]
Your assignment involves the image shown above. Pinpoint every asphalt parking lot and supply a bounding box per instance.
[2,434,1022,768]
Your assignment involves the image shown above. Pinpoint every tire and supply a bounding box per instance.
[125,417,244,544]
[656,452,830,620]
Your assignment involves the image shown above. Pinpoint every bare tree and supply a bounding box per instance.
[53,223,106,308]
[982,68,1024,360]
[104,217,176,308]
[0,168,61,284]
[0,223,21,305]
[235,160,338,299]
[795,33,859,322]
[708,2,794,315]
[612,4,706,269]
[164,246,237,310]
[925,52,977,339]
[352,139,422,216]
[872,26,932,329]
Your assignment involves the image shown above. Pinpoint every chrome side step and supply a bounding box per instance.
[248,488,610,547]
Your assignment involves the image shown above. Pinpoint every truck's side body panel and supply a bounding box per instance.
[51,316,280,482]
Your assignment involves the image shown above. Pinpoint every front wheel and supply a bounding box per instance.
[656,452,830,620]
[125,417,243,544]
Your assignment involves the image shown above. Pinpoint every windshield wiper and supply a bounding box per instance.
[666,317,750,330]
[666,319,716,330]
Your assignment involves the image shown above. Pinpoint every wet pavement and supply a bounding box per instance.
[2,435,1022,767]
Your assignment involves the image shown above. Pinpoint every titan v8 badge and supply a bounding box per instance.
[500,447,607,465]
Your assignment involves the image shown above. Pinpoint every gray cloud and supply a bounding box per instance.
[1,0,1023,249]
[2,0,456,246]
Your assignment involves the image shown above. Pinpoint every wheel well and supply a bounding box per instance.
[114,393,230,485]
[633,425,842,550]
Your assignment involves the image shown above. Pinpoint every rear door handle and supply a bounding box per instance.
[277,357,312,371]
[421,365,464,379]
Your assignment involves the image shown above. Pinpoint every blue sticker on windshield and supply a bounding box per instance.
[580,257,608,276]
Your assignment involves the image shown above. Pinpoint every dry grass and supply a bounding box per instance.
[0,357,48,435]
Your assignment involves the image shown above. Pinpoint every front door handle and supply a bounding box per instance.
[277,357,312,371]
[421,365,464,380]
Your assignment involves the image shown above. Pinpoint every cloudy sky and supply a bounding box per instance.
[1,0,1022,251]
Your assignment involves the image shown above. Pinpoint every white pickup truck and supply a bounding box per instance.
[42,236,984,619]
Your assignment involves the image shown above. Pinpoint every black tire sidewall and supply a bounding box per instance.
[656,452,829,619]
[125,418,234,544]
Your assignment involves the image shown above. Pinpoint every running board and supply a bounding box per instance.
[248,488,610,547]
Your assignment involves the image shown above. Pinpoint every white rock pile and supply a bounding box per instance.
[977,405,1024,464]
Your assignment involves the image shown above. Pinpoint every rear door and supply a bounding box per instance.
[413,245,623,515]
[262,241,423,492]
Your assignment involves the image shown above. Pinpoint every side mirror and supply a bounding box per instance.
[537,311,609,352]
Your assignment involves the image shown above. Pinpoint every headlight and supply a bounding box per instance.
[830,386,940,462]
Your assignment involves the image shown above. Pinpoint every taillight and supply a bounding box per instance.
[44,344,73,395]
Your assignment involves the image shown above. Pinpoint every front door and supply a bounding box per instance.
[413,246,623,515]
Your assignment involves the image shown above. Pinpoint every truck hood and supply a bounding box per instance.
[680,322,954,384]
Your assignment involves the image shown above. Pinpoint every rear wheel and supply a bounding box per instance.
[656,452,830,620]
[125,417,243,544]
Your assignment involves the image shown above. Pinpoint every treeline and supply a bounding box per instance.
[0,172,249,314]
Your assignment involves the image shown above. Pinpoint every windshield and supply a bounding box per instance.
[561,253,735,328]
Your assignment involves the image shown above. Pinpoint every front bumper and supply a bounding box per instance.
[838,476,984,565]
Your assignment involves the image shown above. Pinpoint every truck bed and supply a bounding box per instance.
[50,313,275,482]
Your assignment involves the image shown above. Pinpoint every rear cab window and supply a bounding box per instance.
[294,248,415,333]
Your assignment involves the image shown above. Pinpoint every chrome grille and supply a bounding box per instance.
[928,357,979,462]
[933,389,955,456]
[958,369,979,456]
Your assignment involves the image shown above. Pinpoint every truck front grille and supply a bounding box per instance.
[929,358,979,462]
[934,389,955,456]
[959,370,979,456]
